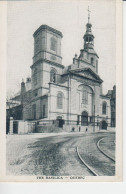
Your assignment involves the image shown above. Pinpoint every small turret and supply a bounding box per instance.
[83,7,94,49]
[71,7,99,73]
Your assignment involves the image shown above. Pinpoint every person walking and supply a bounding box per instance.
[72,127,75,132]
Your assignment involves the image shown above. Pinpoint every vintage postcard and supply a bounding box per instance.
[0,0,122,182]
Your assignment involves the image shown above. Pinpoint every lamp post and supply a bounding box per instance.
[106,116,108,129]
[93,105,95,132]
[97,115,99,131]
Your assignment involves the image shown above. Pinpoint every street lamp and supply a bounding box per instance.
[93,105,95,132]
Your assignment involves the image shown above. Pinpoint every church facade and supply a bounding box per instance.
[22,19,111,132]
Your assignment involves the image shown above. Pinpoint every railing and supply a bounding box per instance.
[6,117,112,135]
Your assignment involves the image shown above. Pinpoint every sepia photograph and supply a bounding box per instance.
[0,0,123,182]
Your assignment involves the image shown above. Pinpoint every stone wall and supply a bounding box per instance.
[18,121,35,134]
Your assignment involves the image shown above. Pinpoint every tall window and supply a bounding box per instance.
[57,92,63,109]
[91,57,94,66]
[43,105,45,117]
[50,37,57,51]
[33,68,37,85]
[82,91,88,104]
[32,104,36,119]
[35,36,40,54]
[50,68,57,83]
[102,102,107,114]
[89,37,92,44]
[86,37,88,43]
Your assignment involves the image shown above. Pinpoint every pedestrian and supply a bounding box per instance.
[86,128,88,132]
[79,126,81,132]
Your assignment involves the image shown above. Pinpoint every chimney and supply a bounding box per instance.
[21,79,26,104]
[26,77,31,91]
[73,54,78,65]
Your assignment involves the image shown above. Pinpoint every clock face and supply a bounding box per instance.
[35,36,40,54]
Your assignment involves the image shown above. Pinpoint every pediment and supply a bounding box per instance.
[70,68,103,83]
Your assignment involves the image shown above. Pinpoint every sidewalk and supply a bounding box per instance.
[6,131,86,142]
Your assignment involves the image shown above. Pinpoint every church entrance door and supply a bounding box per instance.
[81,111,88,126]
[56,116,64,128]
[102,120,107,130]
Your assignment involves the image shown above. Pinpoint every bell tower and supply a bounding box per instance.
[83,7,94,50]
[33,25,63,65]
[72,7,99,73]
[83,23,94,49]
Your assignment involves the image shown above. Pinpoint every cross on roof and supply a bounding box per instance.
[87,6,91,23]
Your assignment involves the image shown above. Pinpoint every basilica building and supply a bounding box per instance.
[21,16,111,132]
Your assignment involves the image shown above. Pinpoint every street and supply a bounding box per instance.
[6,132,115,176]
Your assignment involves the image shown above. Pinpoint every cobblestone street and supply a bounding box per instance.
[6,132,115,176]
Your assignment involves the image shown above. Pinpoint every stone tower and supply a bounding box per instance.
[33,25,63,65]
[30,25,64,120]
[31,25,64,97]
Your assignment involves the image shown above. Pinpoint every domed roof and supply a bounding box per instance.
[84,31,94,37]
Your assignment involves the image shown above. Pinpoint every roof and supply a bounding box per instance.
[6,100,21,109]
[84,48,99,58]
[84,31,94,37]
[33,25,63,38]
[62,67,103,83]
[100,94,111,99]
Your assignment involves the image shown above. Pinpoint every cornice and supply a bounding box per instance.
[31,58,65,69]
[49,82,69,89]
[33,25,63,38]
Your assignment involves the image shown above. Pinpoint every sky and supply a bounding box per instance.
[7,0,116,96]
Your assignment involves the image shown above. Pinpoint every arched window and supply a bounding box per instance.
[82,90,88,104]
[57,92,63,109]
[50,68,57,83]
[33,68,37,85]
[86,37,88,43]
[91,57,94,65]
[50,37,57,51]
[89,37,92,43]
[102,102,107,114]
[78,85,93,105]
